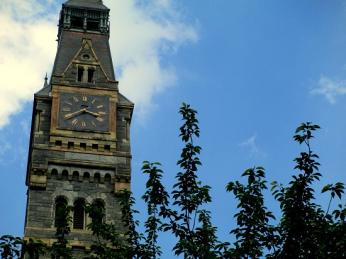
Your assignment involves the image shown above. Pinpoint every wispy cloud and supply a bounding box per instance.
[239,134,266,158]
[0,0,197,128]
[311,75,346,104]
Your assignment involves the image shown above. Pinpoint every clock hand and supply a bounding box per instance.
[64,108,86,119]
[84,109,102,117]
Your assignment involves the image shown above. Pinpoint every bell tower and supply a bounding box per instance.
[24,0,133,255]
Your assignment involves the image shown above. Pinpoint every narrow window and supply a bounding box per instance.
[87,68,95,83]
[68,142,74,149]
[73,199,85,230]
[35,111,41,132]
[125,119,130,140]
[77,67,84,82]
[104,173,111,183]
[55,140,62,146]
[92,144,98,150]
[55,196,68,227]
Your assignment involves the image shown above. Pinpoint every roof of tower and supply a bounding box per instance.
[64,0,109,10]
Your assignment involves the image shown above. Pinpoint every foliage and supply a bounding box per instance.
[0,235,22,259]
[22,238,47,259]
[50,201,73,259]
[271,122,345,258]
[118,189,147,258]
[142,161,169,258]
[158,103,223,258]
[226,167,278,258]
[2,105,346,259]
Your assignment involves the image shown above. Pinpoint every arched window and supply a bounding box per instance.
[55,196,68,227]
[51,169,58,179]
[72,171,79,181]
[104,173,111,183]
[62,170,68,180]
[73,198,85,230]
[83,172,90,182]
[90,199,105,225]
[94,173,101,183]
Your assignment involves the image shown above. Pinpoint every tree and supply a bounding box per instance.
[142,161,169,258]
[22,238,47,259]
[271,122,345,258]
[226,167,278,258]
[0,235,22,259]
[159,103,223,258]
[2,104,345,259]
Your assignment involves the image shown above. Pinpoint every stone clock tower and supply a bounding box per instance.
[24,0,133,255]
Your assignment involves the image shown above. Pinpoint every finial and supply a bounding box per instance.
[44,73,49,87]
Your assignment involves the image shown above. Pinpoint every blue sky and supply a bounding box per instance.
[1,0,346,257]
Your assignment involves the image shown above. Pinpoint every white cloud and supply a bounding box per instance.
[0,0,57,127]
[239,134,266,158]
[311,75,346,104]
[0,0,197,128]
[105,0,198,119]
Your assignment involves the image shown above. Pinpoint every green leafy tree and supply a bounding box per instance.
[271,123,333,258]
[2,104,346,259]
[22,238,47,259]
[321,182,346,258]
[86,190,148,259]
[142,161,169,258]
[160,103,222,258]
[118,189,147,258]
[226,167,278,258]
[85,200,119,259]
[50,201,73,259]
[0,235,22,259]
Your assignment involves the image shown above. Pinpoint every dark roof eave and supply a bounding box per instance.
[63,1,109,11]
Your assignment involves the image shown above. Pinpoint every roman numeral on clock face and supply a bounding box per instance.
[72,118,78,126]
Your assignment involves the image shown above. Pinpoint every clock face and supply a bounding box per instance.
[58,92,109,132]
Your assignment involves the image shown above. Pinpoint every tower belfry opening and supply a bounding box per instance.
[24,0,134,257]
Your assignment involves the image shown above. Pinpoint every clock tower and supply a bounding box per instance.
[24,0,133,256]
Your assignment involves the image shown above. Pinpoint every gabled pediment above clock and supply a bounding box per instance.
[57,38,117,88]
[74,39,98,64]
